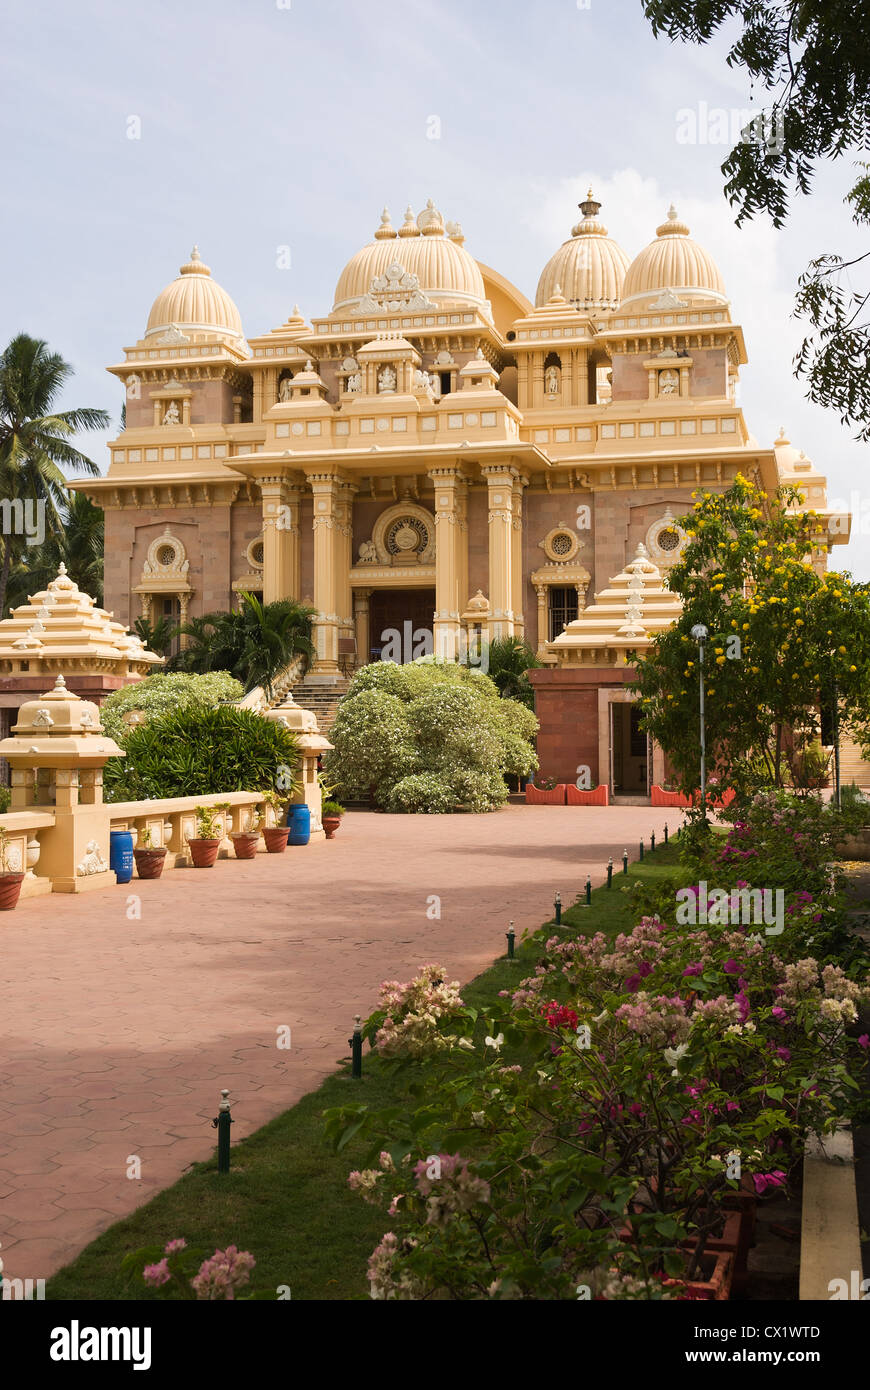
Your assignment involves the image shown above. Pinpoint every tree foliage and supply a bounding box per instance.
[632,475,870,790]
[327,659,538,812]
[7,490,105,610]
[480,636,542,710]
[643,0,870,436]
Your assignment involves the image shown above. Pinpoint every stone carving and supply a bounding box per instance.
[658,369,679,396]
[378,365,397,394]
[32,708,54,729]
[545,366,561,396]
[79,710,95,729]
[155,323,190,344]
[358,540,377,564]
[162,400,180,425]
[77,840,109,877]
[126,374,140,399]
[355,259,436,314]
[347,372,361,392]
[278,376,293,402]
[414,368,435,392]
[649,288,689,311]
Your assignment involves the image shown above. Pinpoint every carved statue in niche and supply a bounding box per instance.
[378,365,397,393]
[162,400,180,425]
[658,368,679,396]
[346,372,361,393]
[358,540,377,564]
[545,366,561,396]
[278,376,293,402]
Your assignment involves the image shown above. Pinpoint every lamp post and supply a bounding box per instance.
[690,623,709,820]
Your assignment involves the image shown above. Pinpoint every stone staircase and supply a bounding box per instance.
[271,674,350,737]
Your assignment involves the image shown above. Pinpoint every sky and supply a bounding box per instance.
[1,0,867,576]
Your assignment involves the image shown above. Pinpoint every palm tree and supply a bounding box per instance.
[483,636,543,710]
[171,592,316,694]
[0,334,109,617]
[7,490,105,610]
[133,615,181,660]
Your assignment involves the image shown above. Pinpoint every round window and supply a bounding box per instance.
[550,531,573,557]
[157,545,176,567]
[657,528,680,552]
[252,541,264,565]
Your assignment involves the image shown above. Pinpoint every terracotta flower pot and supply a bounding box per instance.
[666,1249,733,1301]
[322,814,342,840]
[0,871,25,910]
[187,837,221,868]
[263,826,289,854]
[231,831,260,860]
[133,847,167,880]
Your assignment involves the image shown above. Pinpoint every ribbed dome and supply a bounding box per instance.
[620,206,726,308]
[145,247,244,339]
[333,201,487,311]
[535,193,630,310]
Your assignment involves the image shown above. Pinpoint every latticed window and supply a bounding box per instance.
[548,586,578,641]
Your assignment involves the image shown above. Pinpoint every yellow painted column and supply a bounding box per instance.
[260,475,302,603]
[309,471,342,674]
[482,464,517,639]
[335,482,357,666]
[429,466,468,659]
[535,583,549,656]
[511,474,527,640]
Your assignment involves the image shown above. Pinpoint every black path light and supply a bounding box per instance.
[506,920,515,959]
[639,839,644,862]
[606,857,613,889]
[664,822,669,845]
[585,875,592,906]
[212,1089,233,1173]
[554,891,562,925]
[623,848,628,875]
[651,830,656,852]
[350,1015,363,1079]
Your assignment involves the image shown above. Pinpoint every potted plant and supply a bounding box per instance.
[133,825,168,880]
[261,790,290,854]
[230,806,262,860]
[186,804,227,868]
[321,799,346,839]
[0,826,25,910]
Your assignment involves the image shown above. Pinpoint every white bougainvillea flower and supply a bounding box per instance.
[485,1033,504,1050]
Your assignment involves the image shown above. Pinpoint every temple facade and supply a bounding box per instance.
[75,194,849,796]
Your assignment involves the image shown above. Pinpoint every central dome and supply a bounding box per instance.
[145,247,244,341]
[535,193,630,310]
[333,201,487,312]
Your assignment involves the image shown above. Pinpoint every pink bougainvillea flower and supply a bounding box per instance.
[752,1171,786,1195]
[164,1238,187,1255]
[143,1258,171,1287]
[858,1034,870,1050]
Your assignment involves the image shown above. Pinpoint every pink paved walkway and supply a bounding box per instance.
[0,804,681,1281]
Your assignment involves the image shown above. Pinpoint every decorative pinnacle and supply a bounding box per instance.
[54,674,67,689]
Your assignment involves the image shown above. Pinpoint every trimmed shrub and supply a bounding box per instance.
[100,672,244,747]
[328,659,537,812]
[103,704,298,803]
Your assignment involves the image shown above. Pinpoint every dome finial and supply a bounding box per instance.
[579,190,601,220]
[656,205,690,237]
[374,207,397,240]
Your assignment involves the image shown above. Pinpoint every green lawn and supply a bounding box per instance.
[45,843,682,1302]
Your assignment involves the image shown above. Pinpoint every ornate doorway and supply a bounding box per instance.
[367,588,436,663]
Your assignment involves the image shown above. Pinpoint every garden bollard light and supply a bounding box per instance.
[607,857,613,889]
[506,921,515,959]
[651,830,656,852]
[585,875,591,906]
[639,839,644,862]
[212,1089,233,1174]
[664,823,669,846]
[554,891,562,926]
[622,849,628,875]
[350,1014,363,1079]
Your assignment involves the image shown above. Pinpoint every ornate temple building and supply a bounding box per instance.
[74,195,850,797]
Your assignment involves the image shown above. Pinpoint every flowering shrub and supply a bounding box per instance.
[123,1238,257,1300]
[327,810,870,1299]
[364,963,467,1059]
[100,671,244,746]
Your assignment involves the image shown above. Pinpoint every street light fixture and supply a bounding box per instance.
[690,624,709,819]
